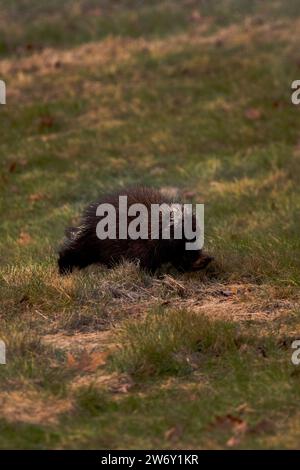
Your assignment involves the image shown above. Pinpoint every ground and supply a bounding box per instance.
[1,0,300,449]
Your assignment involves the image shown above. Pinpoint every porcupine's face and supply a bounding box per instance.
[173,247,213,273]
[167,210,213,272]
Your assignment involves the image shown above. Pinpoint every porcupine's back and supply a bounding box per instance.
[58,186,176,274]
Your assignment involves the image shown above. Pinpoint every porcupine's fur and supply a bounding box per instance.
[58,187,213,275]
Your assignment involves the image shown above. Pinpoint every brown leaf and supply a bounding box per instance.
[235,402,252,415]
[164,425,182,442]
[28,192,46,202]
[234,420,248,434]
[66,352,77,368]
[190,10,202,23]
[272,100,282,109]
[17,231,32,246]
[215,39,224,48]
[8,161,17,173]
[84,351,109,372]
[66,351,109,372]
[39,115,54,130]
[213,414,244,432]
[218,414,248,447]
[226,436,240,447]
[212,413,248,437]
[244,108,262,120]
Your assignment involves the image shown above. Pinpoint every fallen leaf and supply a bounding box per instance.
[85,351,109,372]
[17,231,32,246]
[215,39,224,48]
[39,115,54,130]
[234,420,248,434]
[235,402,252,415]
[244,108,262,120]
[190,10,202,23]
[164,425,182,442]
[226,436,240,447]
[8,161,17,173]
[213,414,244,432]
[189,394,198,401]
[66,351,109,372]
[66,352,77,368]
[272,100,283,109]
[211,413,248,435]
[213,414,248,447]
[28,192,46,202]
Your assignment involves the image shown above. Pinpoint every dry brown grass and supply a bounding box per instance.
[0,390,73,425]
[1,15,300,105]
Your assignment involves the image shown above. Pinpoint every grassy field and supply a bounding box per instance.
[1,0,300,449]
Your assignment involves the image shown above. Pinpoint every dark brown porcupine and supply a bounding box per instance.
[58,186,213,275]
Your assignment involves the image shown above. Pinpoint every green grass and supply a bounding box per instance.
[1,0,300,449]
[110,309,239,377]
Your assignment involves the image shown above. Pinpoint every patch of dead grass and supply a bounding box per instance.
[1,15,299,103]
[42,330,114,354]
[0,390,73,426]
[71,372,134,395]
